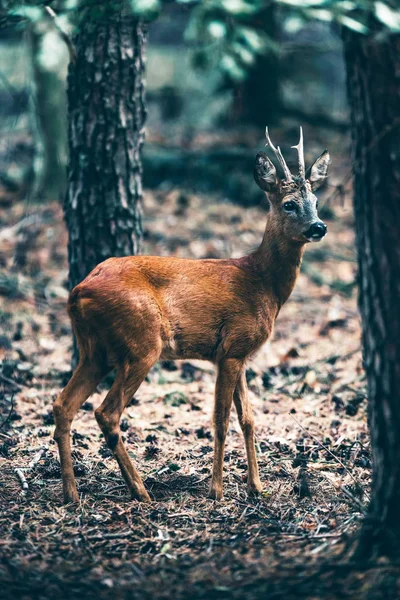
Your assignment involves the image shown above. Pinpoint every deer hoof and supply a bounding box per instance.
[247,480,263,496]
[131,487,151,503]
[63,487,79,505]
[208,485,223,500]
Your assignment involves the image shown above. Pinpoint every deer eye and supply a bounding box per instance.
[283,201,297,212]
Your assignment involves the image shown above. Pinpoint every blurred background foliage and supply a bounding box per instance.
[0,0,398,203]
[0,0,399,570]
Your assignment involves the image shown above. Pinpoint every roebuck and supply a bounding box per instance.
[54,127,330,503]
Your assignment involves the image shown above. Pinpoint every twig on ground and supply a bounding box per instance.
[275,346,361,391]
[15,468,29,491]
[28,446,48,469]
[341,485,366,512]
[320,346,361,366]
[288,413,368,501]
[0,373,22,391]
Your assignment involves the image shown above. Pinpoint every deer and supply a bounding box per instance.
[53,127,330,504]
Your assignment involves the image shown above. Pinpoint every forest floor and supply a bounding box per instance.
[0,139,399,599]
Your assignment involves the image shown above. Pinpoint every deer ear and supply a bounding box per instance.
[254,152,278,193]
[308,150,330,191]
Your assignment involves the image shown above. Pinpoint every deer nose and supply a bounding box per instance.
[304,222,327,240]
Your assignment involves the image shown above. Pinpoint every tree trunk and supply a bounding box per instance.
[233,5,281,127]
[343,29,400,559]
[65,13,146,294]
[28,17,69,201]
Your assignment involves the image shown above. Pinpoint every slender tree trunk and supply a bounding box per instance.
[65,13,146,294]
[343,29,400,559]
[233,5,281,127]
[28,18,69,201]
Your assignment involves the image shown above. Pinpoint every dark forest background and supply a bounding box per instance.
[0,1,400,598]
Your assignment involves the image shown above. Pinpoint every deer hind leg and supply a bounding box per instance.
[209,358,244,500]
[233,371,262,495]
[54,359,107,504]
[94,356,157,502]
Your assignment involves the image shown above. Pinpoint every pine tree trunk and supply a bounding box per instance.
[65,14,146,295]
[343,30,400,558]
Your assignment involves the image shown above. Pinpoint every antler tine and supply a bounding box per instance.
[291,126,306,179]
[265,127,293,182]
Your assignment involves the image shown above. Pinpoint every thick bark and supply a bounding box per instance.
[65,14,146,294]
[343,30,400,558]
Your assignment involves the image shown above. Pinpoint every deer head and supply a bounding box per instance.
[254,127,330,243]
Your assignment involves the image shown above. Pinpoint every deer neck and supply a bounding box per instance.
[247,217,305,310]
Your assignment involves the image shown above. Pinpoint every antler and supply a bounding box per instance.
[265,127,293,182]
[291,126,306,179]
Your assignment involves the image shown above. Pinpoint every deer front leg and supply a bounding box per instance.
[233,371,262,495]
[209,358,243,500]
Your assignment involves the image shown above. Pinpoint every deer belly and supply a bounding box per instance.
[160,323,222,361]
[160,336,218,361]
[160,319,270,362]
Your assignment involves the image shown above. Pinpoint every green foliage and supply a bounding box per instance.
[274,0,400,33]
[374,1,400,31]
[8,4,43,22]
[1,0,399,83]
[170,0,400,82]
[129,0,161,19]
[3,1,400,33]
[182,0,275,82]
